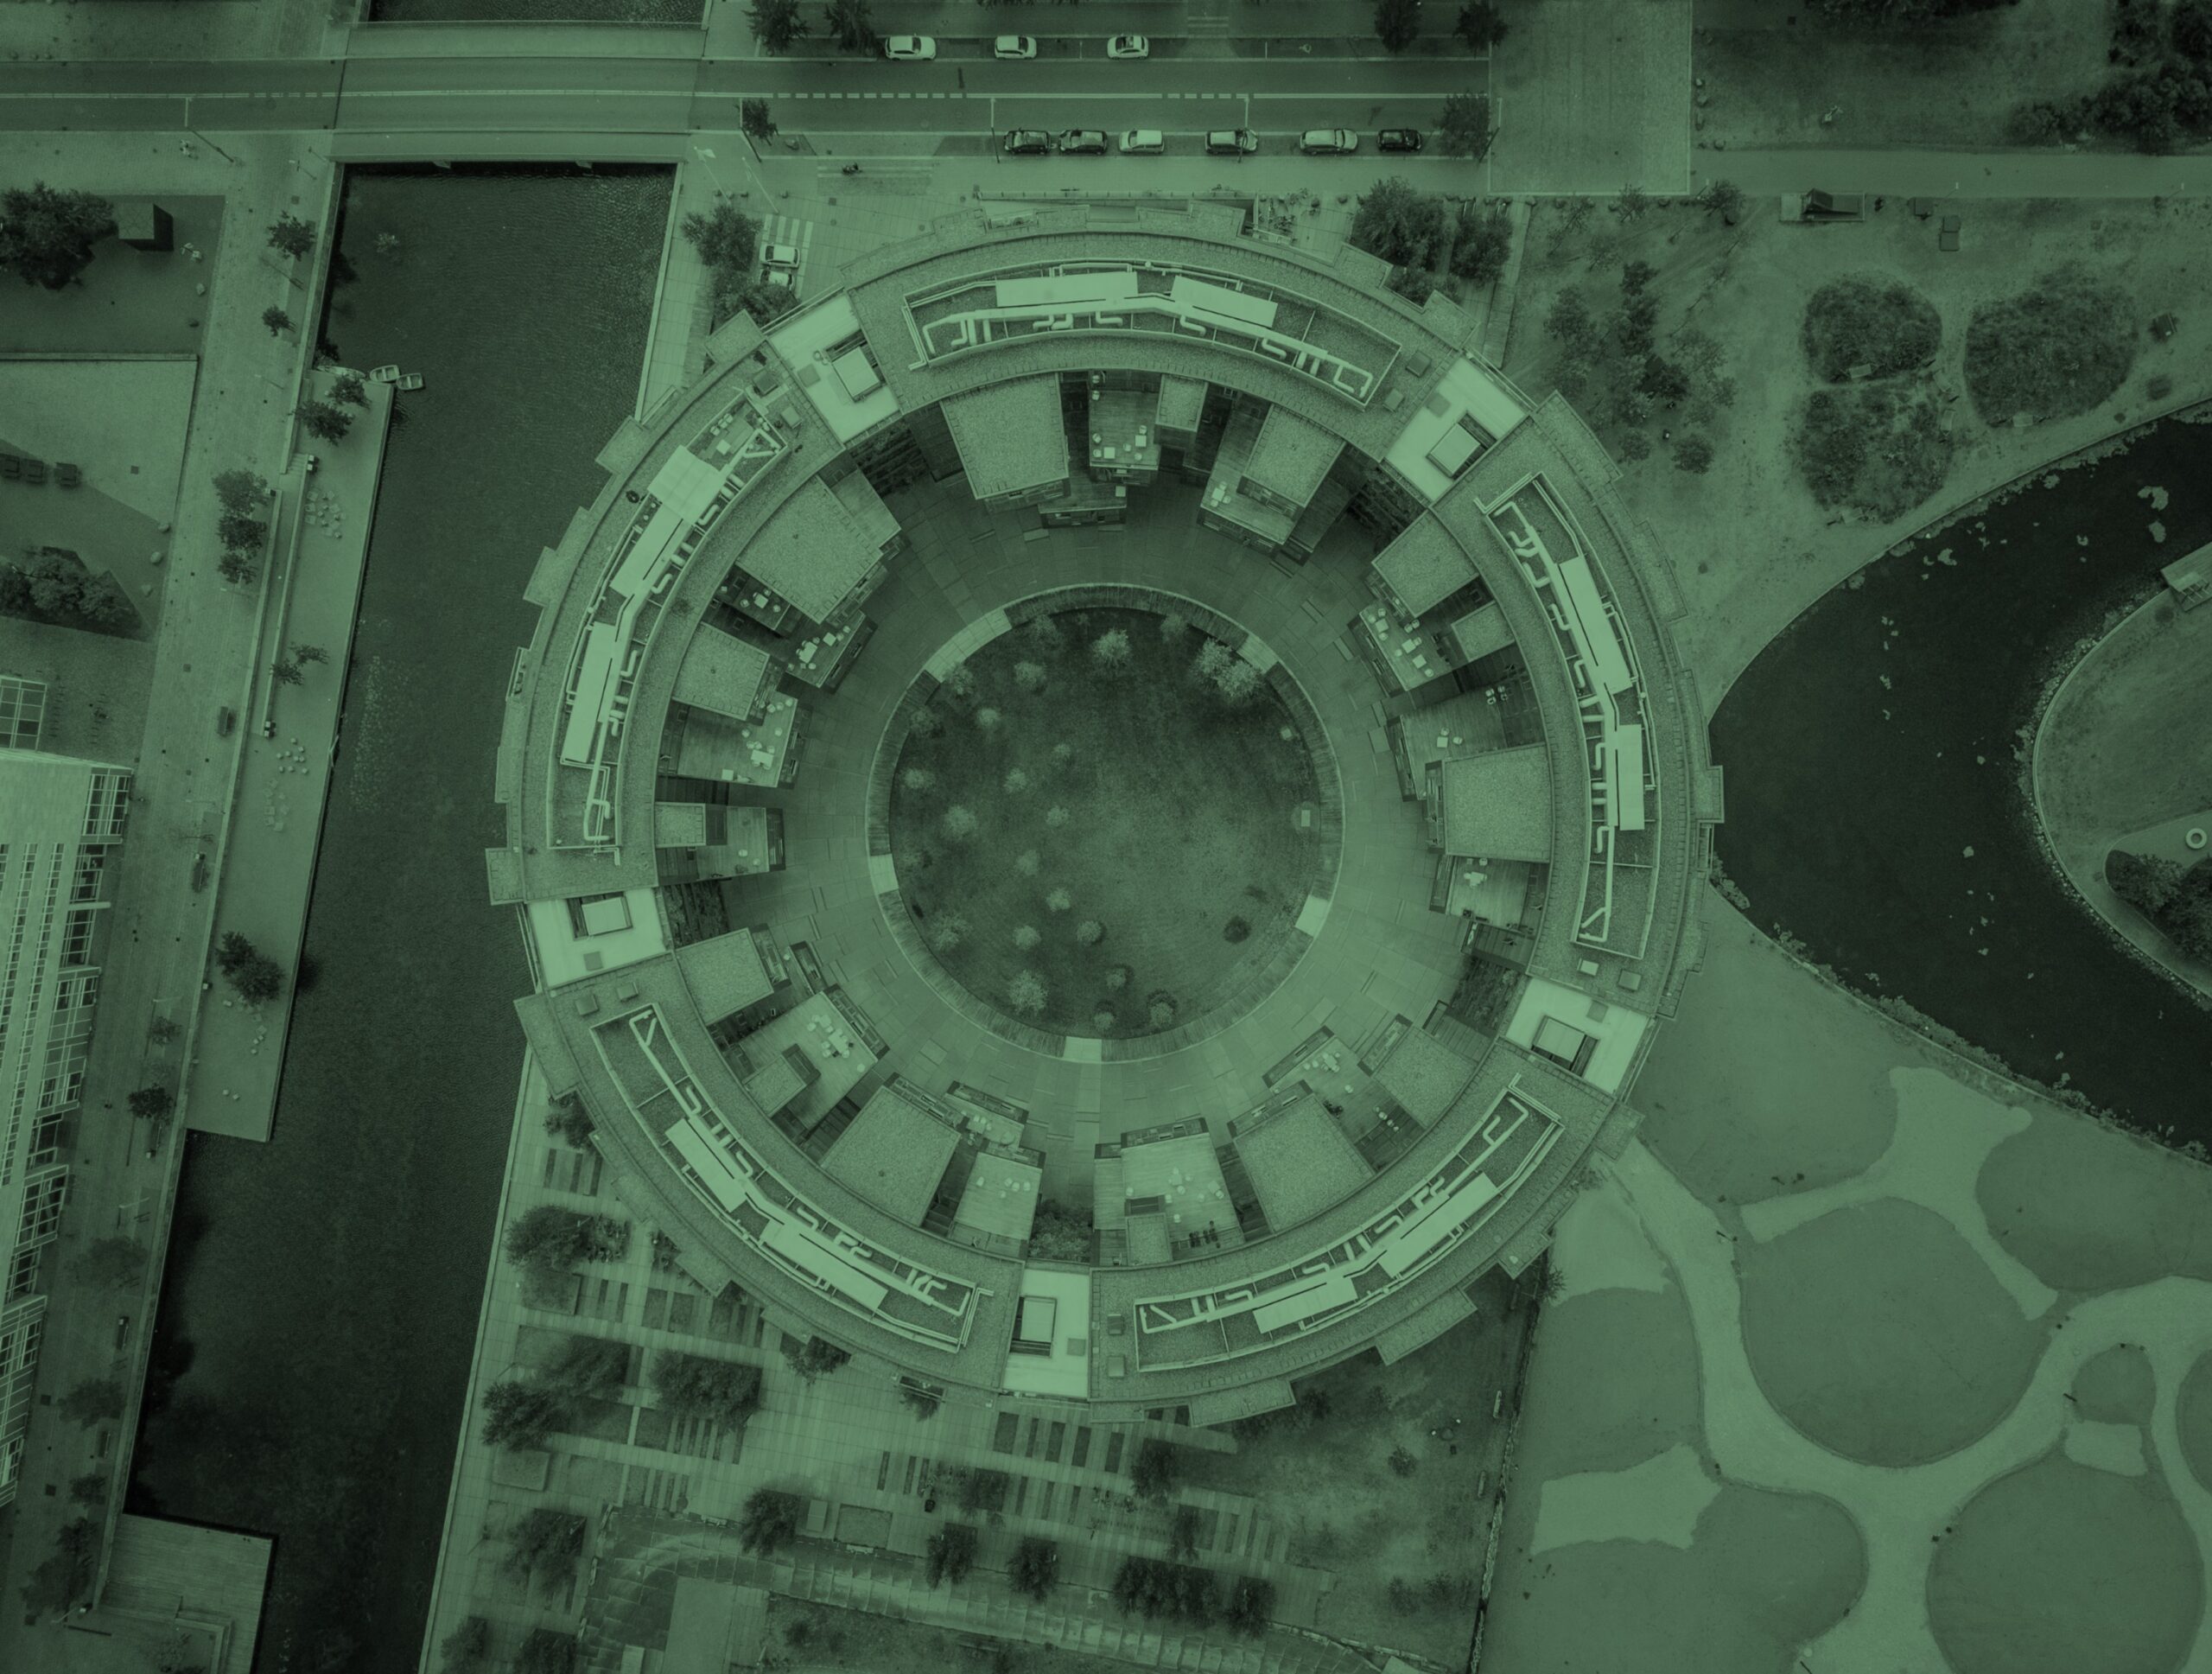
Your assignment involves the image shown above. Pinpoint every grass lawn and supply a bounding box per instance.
[2,196,226,355]
[1977,1111,2212,1293]
[1183,1293,1522,1662]
[2071,1344,2155,1426]
[1737,1196,2047,1466]
[2179,1351,2212,1493]
[1928,1449,2203,1674]
[889,607,1320,1039]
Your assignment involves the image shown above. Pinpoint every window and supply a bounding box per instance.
[1529,1015,1598,1076]
[81,771,131,842]
[60,907,98,969]
[70,850,105,905]
[15,1169,67,1249]
[569,893,633,938]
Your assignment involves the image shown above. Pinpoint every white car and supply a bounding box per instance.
[882,35,937,61]
[993,35,1037,60]
[760,242,799,272]
[1106,34,1148,59]
[1118,130,1164,155]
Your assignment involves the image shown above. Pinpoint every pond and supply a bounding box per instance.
[1713,413,2212,1148]
[126,165,671,1674]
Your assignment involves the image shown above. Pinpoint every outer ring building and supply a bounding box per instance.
[487,201,1721,1427]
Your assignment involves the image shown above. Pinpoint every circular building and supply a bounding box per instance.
[487,201,1719,1427]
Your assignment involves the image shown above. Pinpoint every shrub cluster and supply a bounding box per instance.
[2108,851,2212,962]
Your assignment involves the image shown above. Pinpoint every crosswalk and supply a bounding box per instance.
[1186,0,1232,37]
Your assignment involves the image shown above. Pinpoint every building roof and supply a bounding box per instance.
[823,1083,963,1223]
[1374,516,1478,617]
[1243,404,1344,506]
[673,621,772,722]
[1156,374,1208,432]
[1234,1093,1372,1232]
[675,928,775,1025]
[1370,1025,1478,1126]
[1440,744,1554,862]
[954,1149,1043,1244]
[729,474,882,626]
[655,801,710,849]
[941,377,1070,499]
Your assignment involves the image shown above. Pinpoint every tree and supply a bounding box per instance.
[505,1507,585,1584]
[219,510,269,551]
[267,213,315,258]
[1028,1197,1091,1260]
[1673,435,1715,474]
[1547,288,1599,360]
[1351,177,1446,269]
[1007,970,1048,1014]
[218,551,257,586]
[782,1334,851,1381]
[148,1014,181,1045]
[1448,201,1514,285]
[480,1379,570,1450]
[942,804,979,841]
[1374,0,1421,54]
[976,706,1003,734]
[215,468,268,514]
[127,1085,175,1121]
[0,562,29,615]
[296,399,352,443]
[23,549,84,616]
[270,659,303,687]
[68,1471,109,1505]
[1013,924,1042,952]
[60,1378,124,1424]
[1004,767,1030,795]
[1168,1504,1202,1561]
[1045,804,1071,829]
[440,1617,492,1672]
[544,1090,594,1146]
[515,1630,577,1674]
[262,306,294,336]
[1012,659,1047,692]
[330,372,368,408]
[504,1204,626,1277]
[825,0,878,52]
[1045,886,1072,913]
[0,183,116,290]
[544,1334,626,1403]
[728,277,799,328]
[741,99,778,141]
[1147,993,1179,1029]
[75,571,134,630]
[2108,850,2184,919]
[903,766,938,793]
[1091,628,1132,669]
[1130,1438,1181,1501]
[215,932,285,1003]
[924,1522,978,1588]
[683,199,759,274]
[1617,430,1653,463]
[1637,354,1691,405]
[1437,91,1495,159]
[1224,1575,1275,1636]
[1009,1535,1059,1600]
[739,1486,804,1555]
[77,1236,148,1289]
[1158,611,1190,643]
[747,0,809,53]
[926,913,968,954]
[2179,0,2212,59]
[897,1378,941,1420]
[653,1350,762,1427]
[1455,0,1507,48]
[1076,919,1105,945]
[19,1518,99,1617]
[1698,178,1746,224]
[1617,183,1651,222]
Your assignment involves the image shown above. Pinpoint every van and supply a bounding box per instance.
[1205,129,1259,156]
[1118,130,1164,155]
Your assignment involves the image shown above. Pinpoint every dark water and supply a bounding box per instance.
[127,166,671,1674]
[370,0,701,23]
[1713,415,2212,1145]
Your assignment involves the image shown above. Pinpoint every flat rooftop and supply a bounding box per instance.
[942,376,1070,499]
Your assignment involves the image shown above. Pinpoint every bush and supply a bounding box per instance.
[1224,1575,1275,1636]
[924,1522,978,1587]
[480,1379,571,1450]
[1009,1535,1059,1600]
[781,1336,851,1382]
[1045,886,1072,913]
[1790,383,1955,520]
[1013,924,1042,952]
[898,1378,941,1419]
[1389,1444,1419,1477]
[543,1091,594,1147]
[1674,435,1716,474]
[652,1351,762,1427]
[1801,276,1942,381]
[942,805,979,841]
[1964,267,2136,422]
[1007,970,1048,1014]
[2007,97,2080,143]
[1014,849,1040,877]
[1028,1198,1092,1260]
[1223,916,1250,943]
[505,1205,627,1276]
[1076,919,1105,945]
[505,1507,585,1582]
[1110,1556,1217,1625]
[739,1487,804,1555]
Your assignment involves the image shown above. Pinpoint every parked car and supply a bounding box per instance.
[1119,130,1165,155]
[882,35,937,60]
[1376,128,1424,153]
[993,34,1037,59]
[1300,129,1359,155]
[1002,129,1052,156]
[1205,129,1260,156]
[1106,33,1149,58]
[1058,130,1109,154]
[760,241,799,272]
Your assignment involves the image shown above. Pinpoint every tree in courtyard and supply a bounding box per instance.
[728,278,799,328]
[653,1350,762,1427]
[505,1507,586,1585]
[270,659,303,687]
[480,1379,571,1450]
[1436,92,1495,159]
[942,663,977,701]
[747,0,809,53]
[1045,804,1071,829]
[440,1617,492,1672]
[924,1522,978,1588]
[897,1378,941,1419]
[296,399,353,443]
[1027,1197,1092,1260]
[262,306,294,337]
[219,509,269,552]
[60,1378,124,1425]
[1050,741,1075,767]
[1168,1504,1202,1561]
[515,1630,577,1674]
[1091,627,1132,670]
[976,706,1003,735]
[941,804,979,841]
[1129,1437,1181,1501]
[1013,924,1042,952]
[504,1204,627,1277]
[68,1471,109,1505]
[825,0,878,53]
[1004,767,1030,795]
[1637,354,1691,406]
[1373,0,1421,54]
[683,198,758,275]
[1158,611,1190,643]
[909,706,944,740]
[330,372,368,408]
[1045,886,1072,913]
[926,913,968,954]
[19,1518,99,1618]
[543,1090,594,1147]
[267,213,315,259]
[218,551,258,586]
[0,184,116,290]
[1015,849,1040,876]
[739,1487,804,1555]
[782,1334,851,1382]
[1148,993,1179,1029]
[1455,0,1507,47]
[76,1236,148,1289]
[1224,1575,1275,1636]
[1448,200,1514,285]
[127,1085,175,1122]
[1076,919,1105,945]
[1013,659,1047,692]
[1674,435,1715,474]
[741,99,778,142]
[903,767,938,793]
[1698,178,1746,224]
[1351,176,1446,270]
[1007,970,1048,1015]
[1009,1535,1059,1601]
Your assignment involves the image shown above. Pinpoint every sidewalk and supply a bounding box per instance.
[0,128,341,1664]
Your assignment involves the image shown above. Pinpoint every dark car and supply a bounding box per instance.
[1057,130,1109,155]
[1376,128,1424,153]
[1002,129,1052,156]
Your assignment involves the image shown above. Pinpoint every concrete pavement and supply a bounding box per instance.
[1699,144,2212,200]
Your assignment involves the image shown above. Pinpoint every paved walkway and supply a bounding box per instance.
[1697,144,2212,200]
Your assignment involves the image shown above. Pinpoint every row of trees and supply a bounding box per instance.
[2108,851,2212,963]
[747,0,893,54]
[1109,1556,1274,1635]
[2009,0,2212,152]
[1371,0,1510,54]
[215,930,286,1003]
[1543,254,1736,473]
[1349,176,1513,306]
[680,200,798,331]
[0,546,137,632]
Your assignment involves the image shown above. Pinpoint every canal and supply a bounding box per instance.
[1713,414,2212,1146]
[127,165,671,1674]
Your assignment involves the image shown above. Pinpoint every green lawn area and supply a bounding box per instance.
[1964,266,2139,423]
[889,606,1320,1039]
[2071,1344,2156,1426]
[1929,1449,2203,1674]
[1738,1196,2046,1467]
[2179,1350,2212,1494]
[1977,1111,2212,1293]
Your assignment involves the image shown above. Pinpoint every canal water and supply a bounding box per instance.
[127,166,671,1674]
[369,0,702,24]
[1713,414,2212,1146]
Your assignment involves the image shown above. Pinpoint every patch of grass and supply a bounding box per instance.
[1790,383,1955,521]
[1800,275,1942,381]
[1964,266,2137,423]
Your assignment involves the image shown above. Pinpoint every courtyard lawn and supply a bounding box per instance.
[1737,1196,2048,1467]
[2,195,225,356]
[2179,1352,2212,1494]
[1977,1113,2212,1293]
[2071,1344,2157,1426]
[889,607,1320,1039]
[1928,1449,2202,1674]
